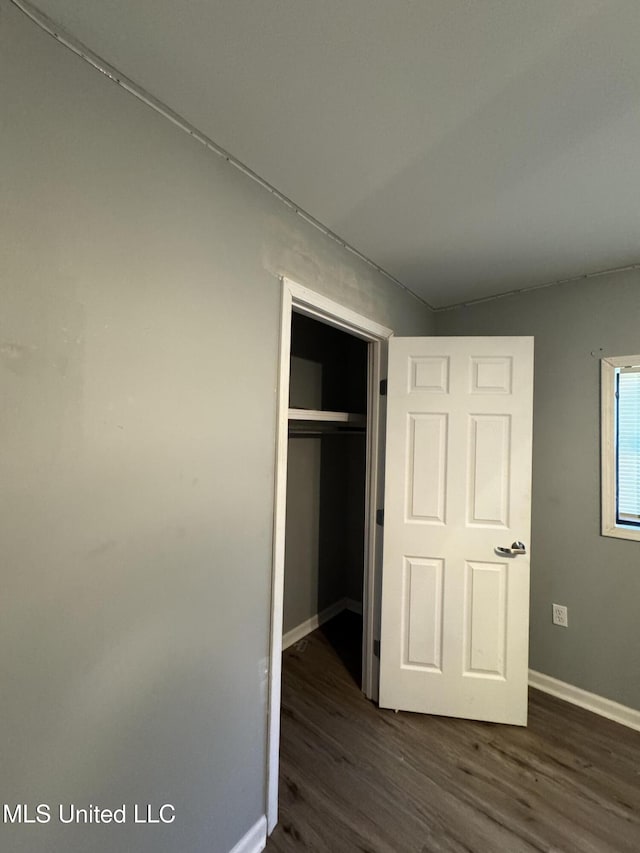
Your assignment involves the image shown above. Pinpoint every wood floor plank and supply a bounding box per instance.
[266,613,640,853]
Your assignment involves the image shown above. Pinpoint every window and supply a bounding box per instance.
[601,354,640,541]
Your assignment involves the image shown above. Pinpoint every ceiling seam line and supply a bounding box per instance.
[10,0,434,312]
[435,262,640,312]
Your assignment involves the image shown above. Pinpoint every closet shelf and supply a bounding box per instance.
[288,408,366,436]
[288,408,366,427]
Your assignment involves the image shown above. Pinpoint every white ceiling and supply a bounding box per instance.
[28,0,640,308]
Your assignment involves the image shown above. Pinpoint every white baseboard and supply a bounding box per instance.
[228,816,267,853]
[282,596,366,651]
[282,598,347,650]
[529,670,640,733]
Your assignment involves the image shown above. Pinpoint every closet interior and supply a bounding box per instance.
[283,311,369,683]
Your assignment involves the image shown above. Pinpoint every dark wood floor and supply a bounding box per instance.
[266,612,640,853]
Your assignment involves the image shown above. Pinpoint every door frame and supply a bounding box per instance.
[267,277,393,833]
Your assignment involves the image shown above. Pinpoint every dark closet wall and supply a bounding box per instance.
[283,315,368,633]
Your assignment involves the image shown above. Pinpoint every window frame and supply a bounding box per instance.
[601,354,640,541]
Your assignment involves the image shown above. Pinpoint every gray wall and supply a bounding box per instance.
[284,436,323,632]
[436,272,640,710]
[283,433,365,633]
[0,4,432,853]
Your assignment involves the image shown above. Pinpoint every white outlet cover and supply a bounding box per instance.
[552,604,568,627]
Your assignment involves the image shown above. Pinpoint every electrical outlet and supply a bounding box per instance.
[552,603,568,627]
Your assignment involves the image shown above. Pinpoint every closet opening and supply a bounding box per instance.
[267,277,392,833]
[284,311,368,684]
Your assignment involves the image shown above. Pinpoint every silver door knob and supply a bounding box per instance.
[495,541,527,556]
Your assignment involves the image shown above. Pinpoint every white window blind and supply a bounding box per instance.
[616,367,640,525]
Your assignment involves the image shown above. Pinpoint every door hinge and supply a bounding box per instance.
[373,639,381,658]
[376,508,384,526]
[379,378,387,396]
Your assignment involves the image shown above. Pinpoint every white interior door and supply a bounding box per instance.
[379,336,534,725]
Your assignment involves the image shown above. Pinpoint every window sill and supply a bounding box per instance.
[602,523,640,543]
